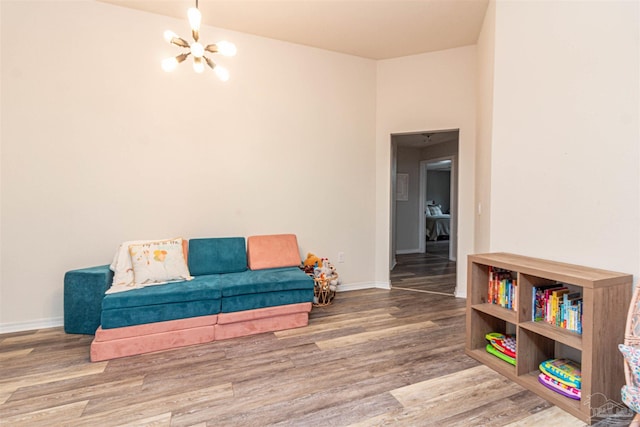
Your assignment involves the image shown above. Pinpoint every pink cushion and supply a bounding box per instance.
[246,234,301,270]
[214,313,309,341]
[215,313,309,340]
[94,315,217,341]
[217,302,312,324]
[90,325,215,361]
[215,303,311,340]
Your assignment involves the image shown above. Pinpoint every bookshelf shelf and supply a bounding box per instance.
[519,320,582,350]
[465,253,632,425]
[471,303,517,323]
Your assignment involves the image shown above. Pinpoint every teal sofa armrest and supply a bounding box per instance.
[64,265,113,335]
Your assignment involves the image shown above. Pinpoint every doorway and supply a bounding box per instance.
[419,156,457,261]
[390,129,459,295]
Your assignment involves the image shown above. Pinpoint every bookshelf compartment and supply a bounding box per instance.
[467,308,514,350]
[518,372,582,416]
[467,308,517,375]
[518,273,556,323]
[516,327,581,375]
[519,320,582,350]
[466,253,632,425]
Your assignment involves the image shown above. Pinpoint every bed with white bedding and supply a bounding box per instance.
[425,204,450,241]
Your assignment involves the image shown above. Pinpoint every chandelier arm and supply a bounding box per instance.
[171,37,190,48]
[192,29,199,42]
[176,52,191,63]
[203,56,216,70]
[205,44,218,54]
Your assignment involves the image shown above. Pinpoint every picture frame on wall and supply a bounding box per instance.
[397,173,409,201]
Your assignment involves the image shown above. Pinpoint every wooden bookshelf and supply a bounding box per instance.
[465,253,632,424]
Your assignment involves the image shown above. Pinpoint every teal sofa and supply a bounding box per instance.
[64,234,315,361]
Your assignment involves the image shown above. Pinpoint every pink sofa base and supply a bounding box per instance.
[91,324,215,362]
[90,303,312,361]
[215,302,312,340]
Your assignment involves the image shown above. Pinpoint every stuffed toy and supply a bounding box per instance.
[303,253,323,268]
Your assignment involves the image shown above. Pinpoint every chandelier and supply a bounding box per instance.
[161,0,237,81]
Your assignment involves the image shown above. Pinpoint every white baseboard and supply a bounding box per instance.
[454,288,467,299]
[0,317,64,334]
[337,281,391,292]
[396,248,420,255]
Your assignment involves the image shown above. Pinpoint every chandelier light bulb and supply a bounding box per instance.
[214,65,229,81]
[164,30,178,43]
[190,42,205,58]
[193,57,205,73]
[187,7,201,31]
[161,57,179,72]
[216,41,237,57]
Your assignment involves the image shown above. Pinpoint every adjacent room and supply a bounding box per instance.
[1,0,639,425]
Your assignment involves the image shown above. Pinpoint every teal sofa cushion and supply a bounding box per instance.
[221,289,314,313]
[64,265,113,334]
[102,276,222,310]
[217,267,314,312]
[101,299,221,329]
[188,237,247,275]
[100,275,223,329]
[218,267,314,297]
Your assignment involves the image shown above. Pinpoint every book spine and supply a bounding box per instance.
[488,267,493,303]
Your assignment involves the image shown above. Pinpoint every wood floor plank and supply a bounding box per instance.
[0,348,33,361]
[2,376,145,417]
[69,383,233,426]
[356,368,526,425]
[436,390,551,426]
[502,405,586,427]
[114,412,172,427]
[0,361,107,396]
[274,311,396,338]
[316,321,438,350]
[0,400,88,426]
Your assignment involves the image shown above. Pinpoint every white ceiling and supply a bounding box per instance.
[99,0,489,60]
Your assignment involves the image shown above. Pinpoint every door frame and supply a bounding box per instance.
[419,155,458,261]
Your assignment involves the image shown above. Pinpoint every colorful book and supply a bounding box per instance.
[532,284,562,321]
[550,288,570,325]
[487,267,517,310]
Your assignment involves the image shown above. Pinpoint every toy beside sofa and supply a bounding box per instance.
[64,234,314,361]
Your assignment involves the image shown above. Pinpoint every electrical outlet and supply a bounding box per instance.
[338,252,345,263]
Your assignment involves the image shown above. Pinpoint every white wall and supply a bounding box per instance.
[395,147,421,252]
[0,0,377,330]
[376,46,477,297]
[490,0,640,278]
[474,1,495,253]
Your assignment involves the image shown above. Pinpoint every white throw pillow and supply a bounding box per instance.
[129,238,192,285]
[110,239,156,287]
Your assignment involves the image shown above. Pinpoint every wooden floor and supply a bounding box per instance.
[0,256,629,425]
[391,241,456,295]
